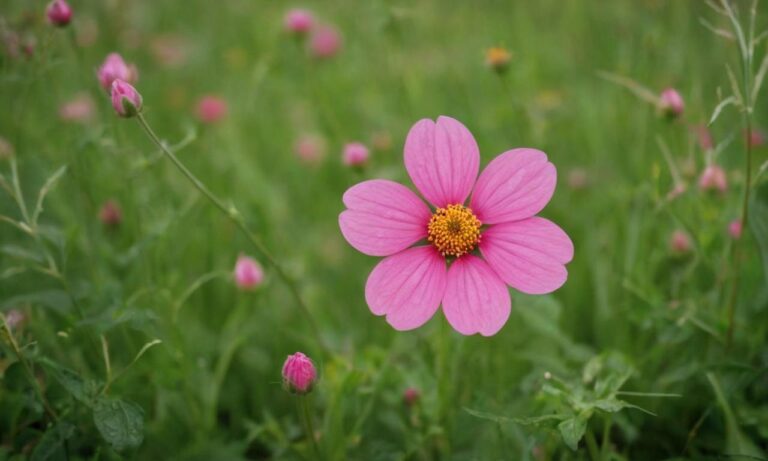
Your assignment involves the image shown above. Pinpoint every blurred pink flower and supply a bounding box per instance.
[294,134,326,164]
[234,255,264,290]
[403,387,420,406]
[698,164,727,193]
[338,116,573,336]
[342,142,369,167]
[309,25,341,58]
[746,129,765,148]
[667,182,687,200]
[659,88,684,118]
[728,219,743,239]
[59,93,95,123]
[195,95,228,124]
[99,200,122,228]
[110,80,142,117]
[670,230,692,254]
[46,0,72,27]
[98,53,138,91]
[284,9,314,34]
[282,352,317,394]
[3,309,24,330]
[692,124,713,151]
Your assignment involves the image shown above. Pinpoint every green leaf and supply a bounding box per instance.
[30,421,76,461]
[749,182,768,285]
[464,407,568,426]
[707,373,765,460]
[93,397,144,451]
[32,165,67,225]
[41,360,101,406]
[558,411,590,451]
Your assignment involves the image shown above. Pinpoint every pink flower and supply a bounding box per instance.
[282,352,317,394]
[46,0,72,27]
[698,164,727,193]
[746,129,766,148]
[692,124,713,151]
[669,230,692,254]
[659,88,684,118]
[99,200,122,227]
[97,53,137,91]
[309,25,341,59]
[728,219,743,239]
[284,9,314,34]
[294,134,326,164]
[342,142,369,167]
[234,255,264,290]
[195,95,228,124]
[110,80,142,117]
[338,116,574,336]
[59,93,95,123]
[403,387,420,406]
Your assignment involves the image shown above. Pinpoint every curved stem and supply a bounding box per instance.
[135,114,329,354]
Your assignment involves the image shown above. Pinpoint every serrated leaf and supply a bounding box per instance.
[93,397,144,451]
[30,421,76,461]
[749,182,768,285]
[558,412,590,451]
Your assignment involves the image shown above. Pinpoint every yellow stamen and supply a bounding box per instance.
[427,204,482,258]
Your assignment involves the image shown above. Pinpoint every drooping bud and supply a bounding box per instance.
[110,79,142,118]
[342,142,369,167]
[97,53,138,91]
[284,9,314,35]
[659,88,684,118]
[46,0,72,27]
[282,352,317,394]
[234,254,264,290]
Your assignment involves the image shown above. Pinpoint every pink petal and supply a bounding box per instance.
[480,217,573,295]
[404,116,480,208]
[365,246,447,331]
[339,180,432,257]
[442,255,511,336]
[470,148,556,224]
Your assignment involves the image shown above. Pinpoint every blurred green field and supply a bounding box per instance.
[1,0,768,459]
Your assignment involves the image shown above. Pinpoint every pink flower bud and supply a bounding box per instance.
[282,352,317,394]
[234,255,264,290]
[728,219,743,240]
[342,142,369,167]
[110,80,142,117]
[309,26,342,59]
[669,230,692,255]
[99,200,122,228]
[97,53,138,91]
[403,387,420,406]
[284,9,314,34]
[294,134,326,164]
[46,0,72,27]
[746,129,765,148]
[698,164,727,193]
[195,95,228,124]
[659,88,684,118]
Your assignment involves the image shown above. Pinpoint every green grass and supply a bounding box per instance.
[1,0,768,459]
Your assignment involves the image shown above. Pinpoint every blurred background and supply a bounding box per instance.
[1,0,767,459]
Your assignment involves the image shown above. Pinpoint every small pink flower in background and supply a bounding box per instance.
[692,124,714,151]
[659,88,684,118]
[282,352,317,394]
[339,116,573,336]
[4,309,25,330]
[667,182,687,200]
[46,0,72,27]
[342,142,369,167]
[746,129,765,148]
[698,164,727,193]
[294,134,326,164]
[99,200,122,228]
[110,80,142,117]
[150,35,190,69]
[567,167,589,190]
[195,95,228,124]
[669,230,692,255]
[403,387,420,406]
[59,93,96,123]
[234,254,264,290]
[309,25,342,59]
[284,9,314,35]
[97,53,138,91]
[728,219,743,239]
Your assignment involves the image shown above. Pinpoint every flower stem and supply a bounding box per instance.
[299,395,321,459]
[135,114,329,354]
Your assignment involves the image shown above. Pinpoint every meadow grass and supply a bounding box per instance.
[1,0,767,459]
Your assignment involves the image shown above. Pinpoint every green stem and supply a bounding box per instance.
[135,113,328,354]
[1,317,58,421]
[585,429,601,461]
[299,396,322,459]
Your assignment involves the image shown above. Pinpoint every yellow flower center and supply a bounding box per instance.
[427,204,482,258]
